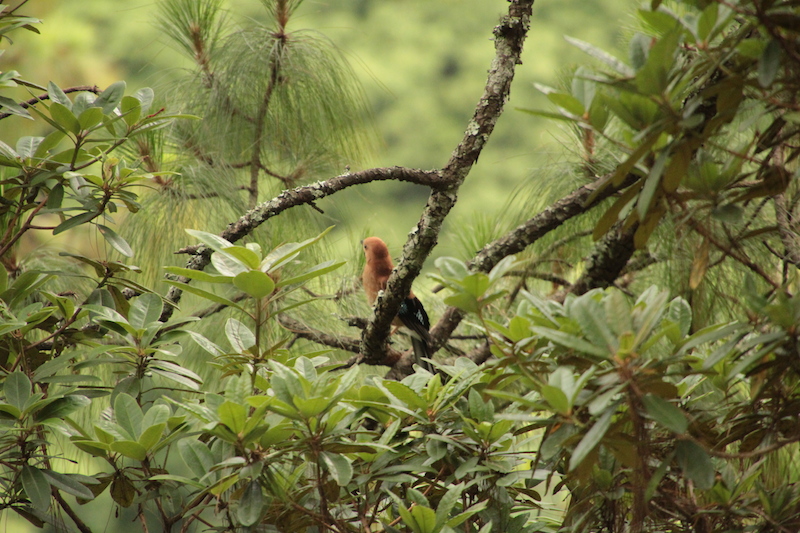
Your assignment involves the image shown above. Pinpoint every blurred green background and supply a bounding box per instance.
[1,0,631,253]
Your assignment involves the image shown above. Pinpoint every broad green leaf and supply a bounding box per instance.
[40,470,95,500]
[178,439,215,479]
[233,270,274,299]
[277,260,346,287]
[78,106,103,130]
[321,452,353,486]
[565,35,634,76]
[185,330,225,356]
[642,394,687,434]
[47,82,71,108]
[569,407,614,471]
[222,246,261,270]
[676,440,715,489]
[164,266,231,283]
[410,505,437,533]
[138,423,166,450]
[94,81,126,113]
[21,466,50,512]
[53,210,98,235]
[114,393,143,439]
[225,318,256,353]
[49,102,80,134]
[758,39,781,88]
[33,395,90,421]
[530,326,609,359]
[259,226,334,272]
[541,385,571,415]
[120,95,141,126]
[237,481,264,526]
[98,225,134,257]
[4,371,31,409]
[218,401,247,434]
[128,292,162,329]
[163,280,244,310]
[110,440,147,461]
[184,228,235,254]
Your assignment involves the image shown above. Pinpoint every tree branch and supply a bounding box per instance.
[0,85,101,120]
[361,0,535,363]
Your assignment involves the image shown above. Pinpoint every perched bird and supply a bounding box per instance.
[361,237,433,373]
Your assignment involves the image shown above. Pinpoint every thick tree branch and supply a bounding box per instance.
[362,0,535,363]
[429,173,637,348]
[556,223,638,301]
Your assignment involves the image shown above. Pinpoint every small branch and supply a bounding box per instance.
[0,85,101,120]
[52,489,94,533]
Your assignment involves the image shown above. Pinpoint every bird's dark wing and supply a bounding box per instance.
[399,296,433,372]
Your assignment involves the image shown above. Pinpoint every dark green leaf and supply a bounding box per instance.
[676,440,715,489]
[569,407,614,471]
[94,81,126,113]
[642,394,687,433]
[98,225,134,257]
[4,371,31,409]
[758,39,781,88]
[237,481,264,526]
[21,466,50,512]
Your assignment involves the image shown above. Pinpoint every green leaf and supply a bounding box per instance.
[163,280,243,310]
[233,270,274,299]
[758,39,781,88]
[178,439,215,478]
[94,81,126,113]
[98,225,134,257]
[218,401,247,434]
[540,385,571,415]
[49,102,80,134]
[110,440,147,461]
[225,318,255,353]
[40,470,95,500]
[277,260,346,287]
[237,481,264,526]
[164,266,231,283]
[33,395,90,421]
[114,393,143,440]
[569,407,614,471]
[565,35,634,76]
[676,440,715,489]
[4,371,31,409]
[78,106,103,130]
[410,505,437,533]
[47,82,71,109]
[21,466,50,512]
[530,326,609,359]
[222,246,261,270]
[53,210,98,235]
[138,423,166,451]
[321,452,353,486]
[128,292,162,329]
[642,394,687,434]
[120,95,141,126]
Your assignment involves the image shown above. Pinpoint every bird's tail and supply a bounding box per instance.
[411,337,434,373]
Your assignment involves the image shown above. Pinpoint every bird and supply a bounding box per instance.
[361,236,433,373]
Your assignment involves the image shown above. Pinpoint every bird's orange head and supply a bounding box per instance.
[362,237,390,262]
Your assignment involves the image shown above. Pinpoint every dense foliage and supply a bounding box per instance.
[1,0,800,532]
